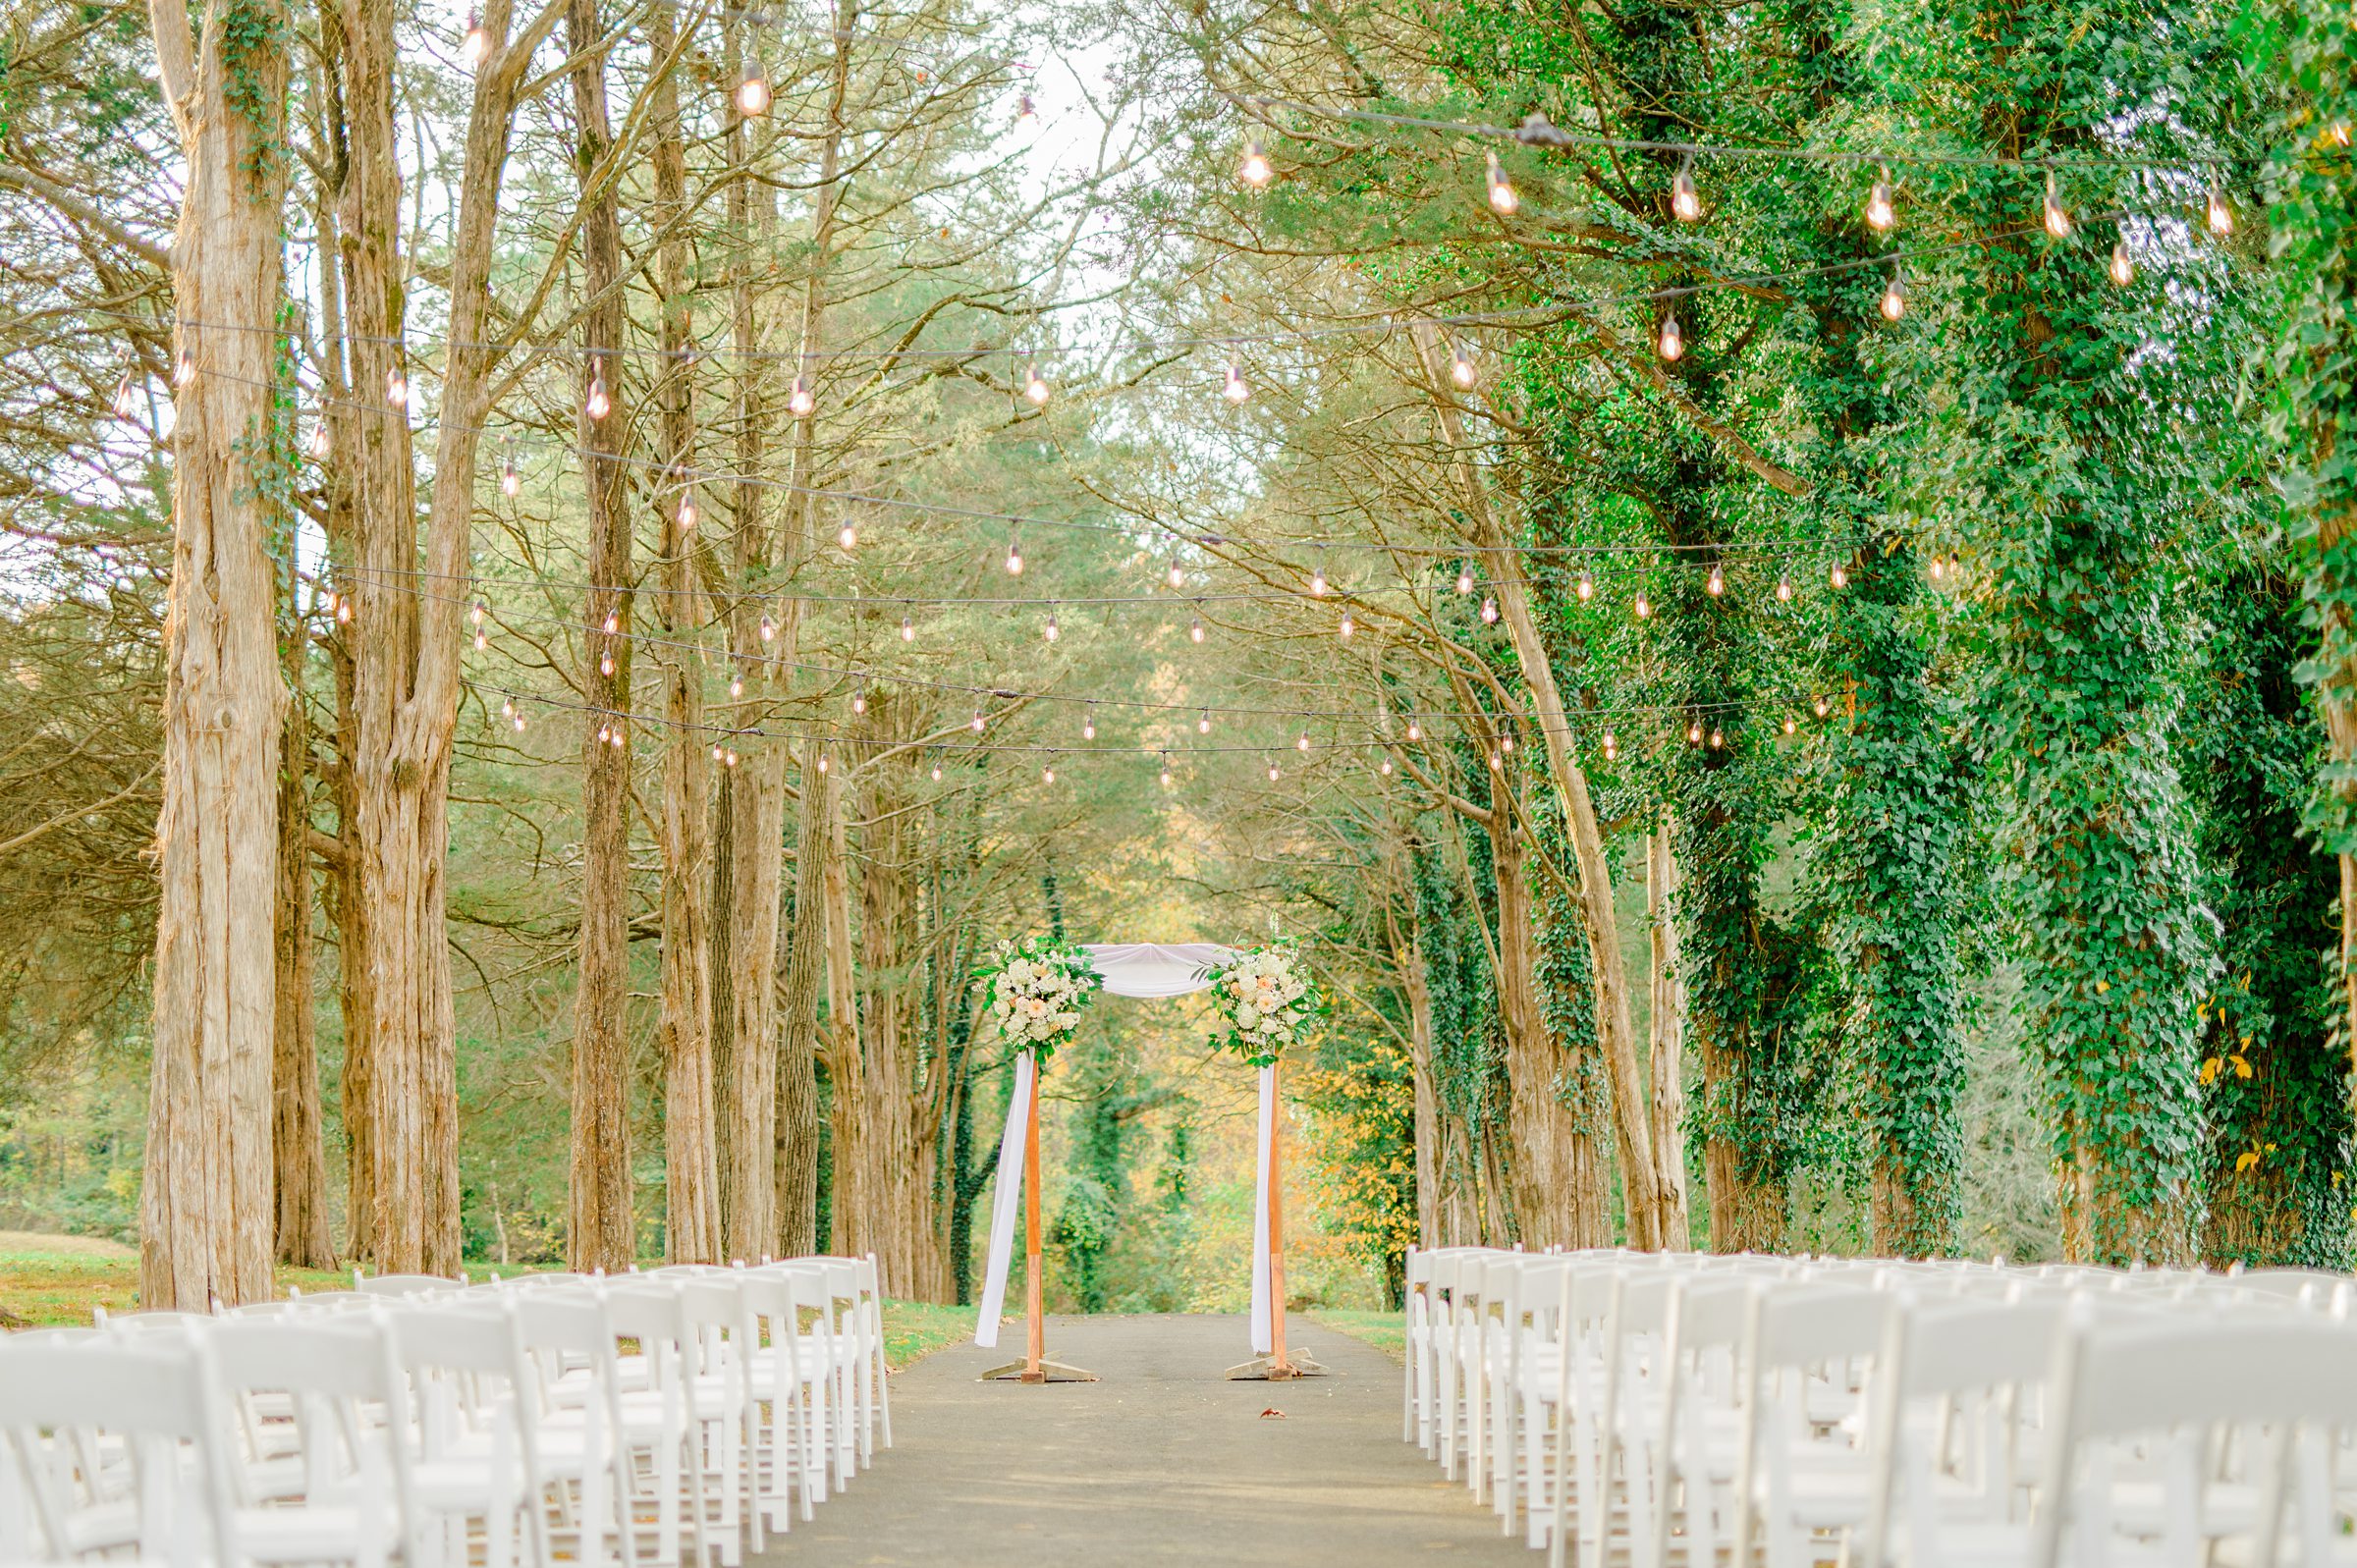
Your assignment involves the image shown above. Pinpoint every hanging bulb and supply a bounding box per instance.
[599,652,615,676]
[1295,733,1311,753]
[1929,554,1947,583]
[113,371,140,421]
[1023,365,1050,406]
[1634,591,1652,620]
[1223,362,1250,405]
[1709,726,1725,749]
[679,494,698,532]
[713,743,725,762]
[386,368,408,408]
[1782,716,1796,735]
[471,601,488,650]
[513,709,527,732]
[759,614,776,641]
[901,615,915,642]
[931,761,944,781]
[501,448,520,497]
[1485,151,1518,216]
[1776,569,1794,603]
[1671,155,1702,222]
[1239,137,1274,189]
[1406,720,1422,742]
[460,9,488,68]
[501,697,516,723]
[1082,715,1096,740]
[1267,757,1281,783]
[1456,563,1476,595]
[1167,557,1185,590]
[336,596,354,625]
[1576,568,1595,602]
[1501,733,1514,755]
[1880,266,1907,322]
[1042,765,1056,784]
[1197,710,1211,734]
[306,420,331,460]
[2043,171,2070,239]
[1016,92,1036,122]
[838,521,855,550]
[724,748,739,768]
[1379,757,1393,776]
[1450,343,1478,390]
[971,709,986,732]
[1044,611,1061,642]
[2109,240,2135,287]
[1339,608,1355,638]
[596,723,612,745]
[1161,754,1174,789]
[1813,695,1831,718]
[2207,184,2233,237]
[817,752,830,775]
[736,63,772,117]
[585,368,611,421]
[1687,719,1704,745]
[788,376,815,418]
[1190,614,1205,644]
[1830,561,1849,589]
[602,610,619,636]
[1706,563,1725,597]
[1866,164,1894,232]
[1311,560,1328,596]
[1480,595,1500,624]
[851,681,867,716]
[729,673,744,698]
[1602,730,1618,761]
[1658,311,1684,362]
[1005,536,1023,575]
[173,349,194,388]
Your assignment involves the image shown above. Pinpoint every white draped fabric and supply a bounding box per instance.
[973,942,1271,1351]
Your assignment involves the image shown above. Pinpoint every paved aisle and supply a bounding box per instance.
[759,1312,1531,1567]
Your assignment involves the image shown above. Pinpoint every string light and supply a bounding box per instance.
[173,349,193,388]
[1480,595,1500,624]
[1161,753,1175,789]
[736,63,772,117]
[1501,733,1514,755]
[1023,365,1051,406]
[838,520,855,550]
[1781,716,1796,735]
[1813,695,1831,718]
[336,595,354,625]
[971,709,986,733]
[1197,709,1211,734]
[901,616,915,642]
[112,372,139,421]
[1929,554,1946,583]
[1687,719,1704,745]
[1378,756,1393,776]
[851,677,868,716]
[1671,155,1702,222]
[1267,756,1281,783]
[1485,151,1518,215]
[730,672,744,698]
[386,368,408,408]
[1658,311,1684,362]
[1405,720,1422,741]
[1706,563,1725,597]
[1044,610,1060,642]
[1338,608,1355,638]
[2043,172,2070,239]
[1295,733,1311,752]
[817,751,830,774]
[460,9,488,67]
[1829,561,1849,589]
[1634,591,1652,620]
[470,600,488,652]
[501,447,520,497]
[306,421,331,460]
[1709,726,1725,749]
[1190,613,1205,644]
[585,365,611,421]
[1879,265,1906,322]
[602,610,619,636]
[1456,563,1475,595]
[1311,558,1329,596]
[1450,343,1478,390]
[1082,714,1096,739]
[600,650,616,676]
[1167,557,1186,590]
[2206,183,2233,237]
[2109,240,2135,287]
[1577,568,1595,601]
[1776,570,1794,603]
[1042,765,1056,784]
[1866,165,1895,232]
[1602,730,1618,761]
[787,376,814,418]
[931,761,944,781]
[759,614,776,641]
[1224,363,1250,404]
[724,748,739,768]
[1239,137,1274,189]
[1005,535,1023,575]
[679,493,698,532]
[1017,92,1036,122]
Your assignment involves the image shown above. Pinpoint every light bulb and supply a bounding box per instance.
[1634,591,1652,620]
[931,762,943,781]
[788,377,815,418]
[501,450,520,496]
[1239,138,1274,189]
[2043,172,2070,239]
[1929,554,1946,582]
[1224,363,1250,404]
[113,372,140,420]
[713,743,725,762]
[725,748,739,768]
[1190,615,1205,644]
[851,684,867,716]
[602,610,619,635]
[2207,185,2232,237]
[730,674,743,698]
[1687,720,1703,745]
[1671,156,1701,222]
[1044,612,1060,642]
[599,653,615,676]
[1866,166,1894,232]
[1813,696,1830,718]
[1161,757,1175,789]
[1082,716,1096,739]
[1024,366,1050,406]
[2109,241,2135,287]
[1486,151,1518,216]
[1311,563,1328,596]
[513,712,526,732]
[1709,727,1724,749]
[386,369,407,407]
[1406,720,1421,741]
[460,10,488,67]
[838,522,855,550]
[500,698,515,721]
[1488,750,1503,771]
[1502,733,1514,754]
[1706,564,1725,597]
[1167,558,1185,590]
[470,599,486,627]
[1197,710,1211,734]
[1042,766,1056,784]
[306,421,331,460]
[1450,343,1478,390]
[1658,311,1684,362]
[971,710,985,732]
[679,495,697,532]
[901,616,914,642]
[1480,595,1500,624]
[1379,757,1393,777]
[1456,563,1475,595]
[736,65,772,117]
[759,615,776,641]
[1880,267,1906,322]
[1576,568,1594,601]
[471,625,486,652]
[1005,537,1023,575]
[817,752,829,774]
[585,370,610,420]
[597,723,611,744]
[1782,717,1796,735]
[336,598,353,625]
[1267,759,1281,783]
[1339,609,1354,638]
[1830,562,1848,589]
[1776,571,1794,602]
[173,349,194,388]
[1603,730,1618,760]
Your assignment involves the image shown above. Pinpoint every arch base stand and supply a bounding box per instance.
[1224,1349,1331,1381]
[979,1358,1098,1383]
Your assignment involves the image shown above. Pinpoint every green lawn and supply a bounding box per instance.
[0,1232,970,1370]
[1309,1307,1404,1362]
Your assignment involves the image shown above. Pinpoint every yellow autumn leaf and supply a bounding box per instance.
[2232,1056,2252,1079]
[2200,1057,2220,1085]
[2235,1151,2261,1173]
[2095,978,2110,995]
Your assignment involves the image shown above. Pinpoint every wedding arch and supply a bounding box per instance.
[969,940,1326,1384]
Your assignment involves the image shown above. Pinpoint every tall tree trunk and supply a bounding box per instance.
[820,762,873,1263]
[273,649,334,1268]
[1390,877,1441,1251]
[565,0,635,1271]
[648,1,721,1266]
[138,0,290,1311]
[1490,785,1599,1249]
[1645,817,1692,1248]
[773,738,827,1257]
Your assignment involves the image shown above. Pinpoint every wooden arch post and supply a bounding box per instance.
[979,1050,1096,1384]
[1226,1054,1328,1381]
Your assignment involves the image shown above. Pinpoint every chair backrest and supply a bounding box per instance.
[355,1271,464,1298]
[204,1317,411,1534]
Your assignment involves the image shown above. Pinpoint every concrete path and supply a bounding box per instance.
[759,1312,1530,1567]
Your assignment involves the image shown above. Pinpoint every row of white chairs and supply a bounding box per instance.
[1402,1246,2357,1567]
[0,1254,894,1568]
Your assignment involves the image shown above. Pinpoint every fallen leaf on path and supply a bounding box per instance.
[1259,1407,1286,1419]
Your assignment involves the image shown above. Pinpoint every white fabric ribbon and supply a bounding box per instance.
[1250,1061,1275,1354]
[1078,942,1238,998]
[972,1049,1035,1349]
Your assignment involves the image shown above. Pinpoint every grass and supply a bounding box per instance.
[1308,1307,1404,1362]
[0,1233,971,1371]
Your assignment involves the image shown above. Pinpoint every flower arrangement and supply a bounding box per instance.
[974,935,1101,1060]
[1206,942,1326,1068]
